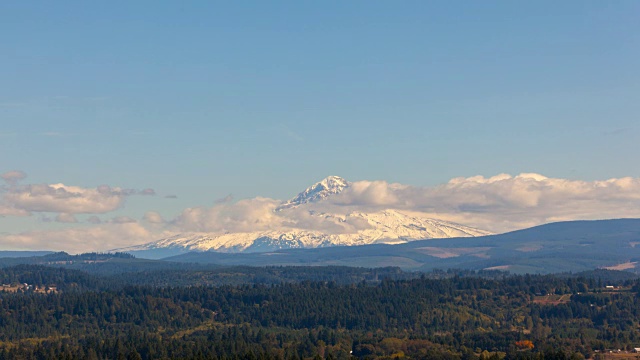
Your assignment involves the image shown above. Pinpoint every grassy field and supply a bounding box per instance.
[533,294,571,305]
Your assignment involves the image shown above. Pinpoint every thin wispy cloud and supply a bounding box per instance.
[0,102,27,108]
[39,131,79,137]
[280,124,304,142]
[140,188,156,196]
[214,194,233,204]
[85,96,109,101]
[602,127,635,136]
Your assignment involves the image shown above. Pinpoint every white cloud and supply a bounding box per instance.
[278,209,371,234]
[168,195,373,235]
[323,173,640,232]
[333,180,405,207]
[0,171,157,218]
[172,197,283,233]
[3,172,640,252]
[4,184,127,214]
[107,173,640,237]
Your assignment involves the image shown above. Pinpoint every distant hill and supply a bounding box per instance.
[164,218,640,274]
[0,252,196,275]
[0,251,53,258]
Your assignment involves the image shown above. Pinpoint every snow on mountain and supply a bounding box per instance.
[347,210,492,241]
[276,176,349,211]
[116,230,339,253]
[115,177,492,256]
[116,210,491,255]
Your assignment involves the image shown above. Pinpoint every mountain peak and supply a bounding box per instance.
[276,176,350,211]
[317,175,349,189]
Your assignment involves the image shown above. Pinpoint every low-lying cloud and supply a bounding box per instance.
[2,172,640,252]
[149,173,640,236]
[172,197,284,233]
[168,196,371,235]
[0,223,156,253]
[324,173,640,232]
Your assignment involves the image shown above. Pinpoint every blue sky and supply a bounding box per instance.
[1,2,639,247]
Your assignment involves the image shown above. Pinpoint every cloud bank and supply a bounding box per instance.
[325,173,640,231]
[158,173,640,236]
[172,197,285,233]
[0,223,156,253]
[2,172,640,252]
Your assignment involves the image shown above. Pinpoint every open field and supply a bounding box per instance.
[533,294,571,305]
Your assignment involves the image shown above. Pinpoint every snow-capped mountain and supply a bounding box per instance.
[114,176,492,258]
[276,175,350,211]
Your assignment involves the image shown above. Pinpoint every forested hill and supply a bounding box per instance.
[1,264,640,359]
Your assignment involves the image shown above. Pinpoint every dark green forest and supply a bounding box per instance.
[0,261,639,359]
